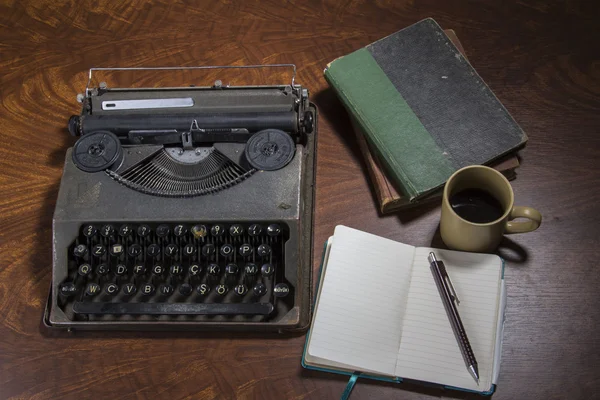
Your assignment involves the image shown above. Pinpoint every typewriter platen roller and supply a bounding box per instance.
[45,65,317,332]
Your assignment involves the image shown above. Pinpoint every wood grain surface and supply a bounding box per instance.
[1,1,599,399]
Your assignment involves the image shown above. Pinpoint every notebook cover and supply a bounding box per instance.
[350,30,520,214]
[301,240,505,396]
[324,18,528,201]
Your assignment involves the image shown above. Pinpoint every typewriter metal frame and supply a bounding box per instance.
[44,65,317,332]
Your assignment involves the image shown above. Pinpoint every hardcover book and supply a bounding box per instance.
[324,18,527,202]
[349,29,520,213]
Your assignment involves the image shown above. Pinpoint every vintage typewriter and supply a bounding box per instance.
[44,65,316,332]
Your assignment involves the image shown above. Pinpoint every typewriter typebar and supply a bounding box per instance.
[46,65,317,331]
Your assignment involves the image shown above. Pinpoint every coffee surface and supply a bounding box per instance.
[450,188,504,223]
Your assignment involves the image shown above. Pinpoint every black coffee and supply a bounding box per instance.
[449,188,504,223]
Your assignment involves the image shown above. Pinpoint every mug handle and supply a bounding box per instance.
[505,206,542,234]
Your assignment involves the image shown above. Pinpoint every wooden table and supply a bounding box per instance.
[1,1,598,399]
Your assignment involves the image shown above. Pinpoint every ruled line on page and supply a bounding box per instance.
[307,226,416,376]
[394,247,502,392]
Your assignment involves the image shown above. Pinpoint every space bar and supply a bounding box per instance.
[73,302,274,315]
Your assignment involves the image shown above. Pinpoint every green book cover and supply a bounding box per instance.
[324,18,527,201]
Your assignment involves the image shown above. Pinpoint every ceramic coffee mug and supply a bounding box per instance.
[440,165,542,252]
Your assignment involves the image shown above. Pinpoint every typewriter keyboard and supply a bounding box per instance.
[58,222,292,322]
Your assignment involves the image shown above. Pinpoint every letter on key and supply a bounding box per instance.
[170,264,182,276]
[166,244,178,257]
[220,244,233,257]
[123,283,137,295]
[196,283,210,295]
[216,284,228,295]
[142,284,155,295]
[152,265,163,275]
[189,264,201,276]
[105,283,119,295]
[235,284,248,296]
[78,263,92,276]
[239,244,253,257]
[85,283,100,296]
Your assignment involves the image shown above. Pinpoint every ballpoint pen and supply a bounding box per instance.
[428,252,479,384]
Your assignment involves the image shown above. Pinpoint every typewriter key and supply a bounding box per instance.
[141,284,155,296]
[244,263,258,276]
[253,283,267,297]
[261,263,274,277]
[59,282,78,297]
[229,224,244,236]
[96,263,110,276]
[105,283,119,295]
[248,224,262,236]
[179,283,193,296]
[234,284,248,296]
[170,264,183,276]
[82,224,97,238]
[101,224,115,238]
[146,244,161,258]
[165,243,178,257]
[160,284,174,295]
[267,224,281,236]
[85,283,101,296]
[257,244,271,257]
[191,224,207,239]
[72,130,123,172]
[173,224,187,237]
[225,263,239,277]
[133,264,146,275]
[201,243,215,257]
[118,224,133,237]
[156,224,170,238]
[183,244,196,256]
[137,224,151,237]
[207,263,220,276]
[73,244,88,258]
[216,284,228,296]
[189,264,202,277]
[115,264,127,276]
[196,283,210,295]
[128,244,142,258]
[238,243,253,257]
[210,224,225,237]
[122,283,137,295]
[220,244,234,257]
[92,244,106,257]
[109,243,124,256]
[244,129,295,171]
[274,283,290,298]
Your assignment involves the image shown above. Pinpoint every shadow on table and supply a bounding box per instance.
[430,224,529,263]
[301,368,491,399]
[30,145,65,327]
[313,88,438,223]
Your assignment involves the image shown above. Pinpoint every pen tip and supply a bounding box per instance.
[468,365,479,384]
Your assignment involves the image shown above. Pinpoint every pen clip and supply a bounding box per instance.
[429,252,460,306]
[444,270,460,306]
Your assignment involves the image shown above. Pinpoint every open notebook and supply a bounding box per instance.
[302,226,506,395]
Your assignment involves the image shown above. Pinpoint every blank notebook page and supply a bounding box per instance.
[395,248,502,391]
[308,225,415,376]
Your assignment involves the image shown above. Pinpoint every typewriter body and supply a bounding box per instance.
[45,66,316,332]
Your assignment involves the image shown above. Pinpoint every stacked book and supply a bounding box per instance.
[325,19,527,213]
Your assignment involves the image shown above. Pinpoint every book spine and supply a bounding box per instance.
[324,67,419,200]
